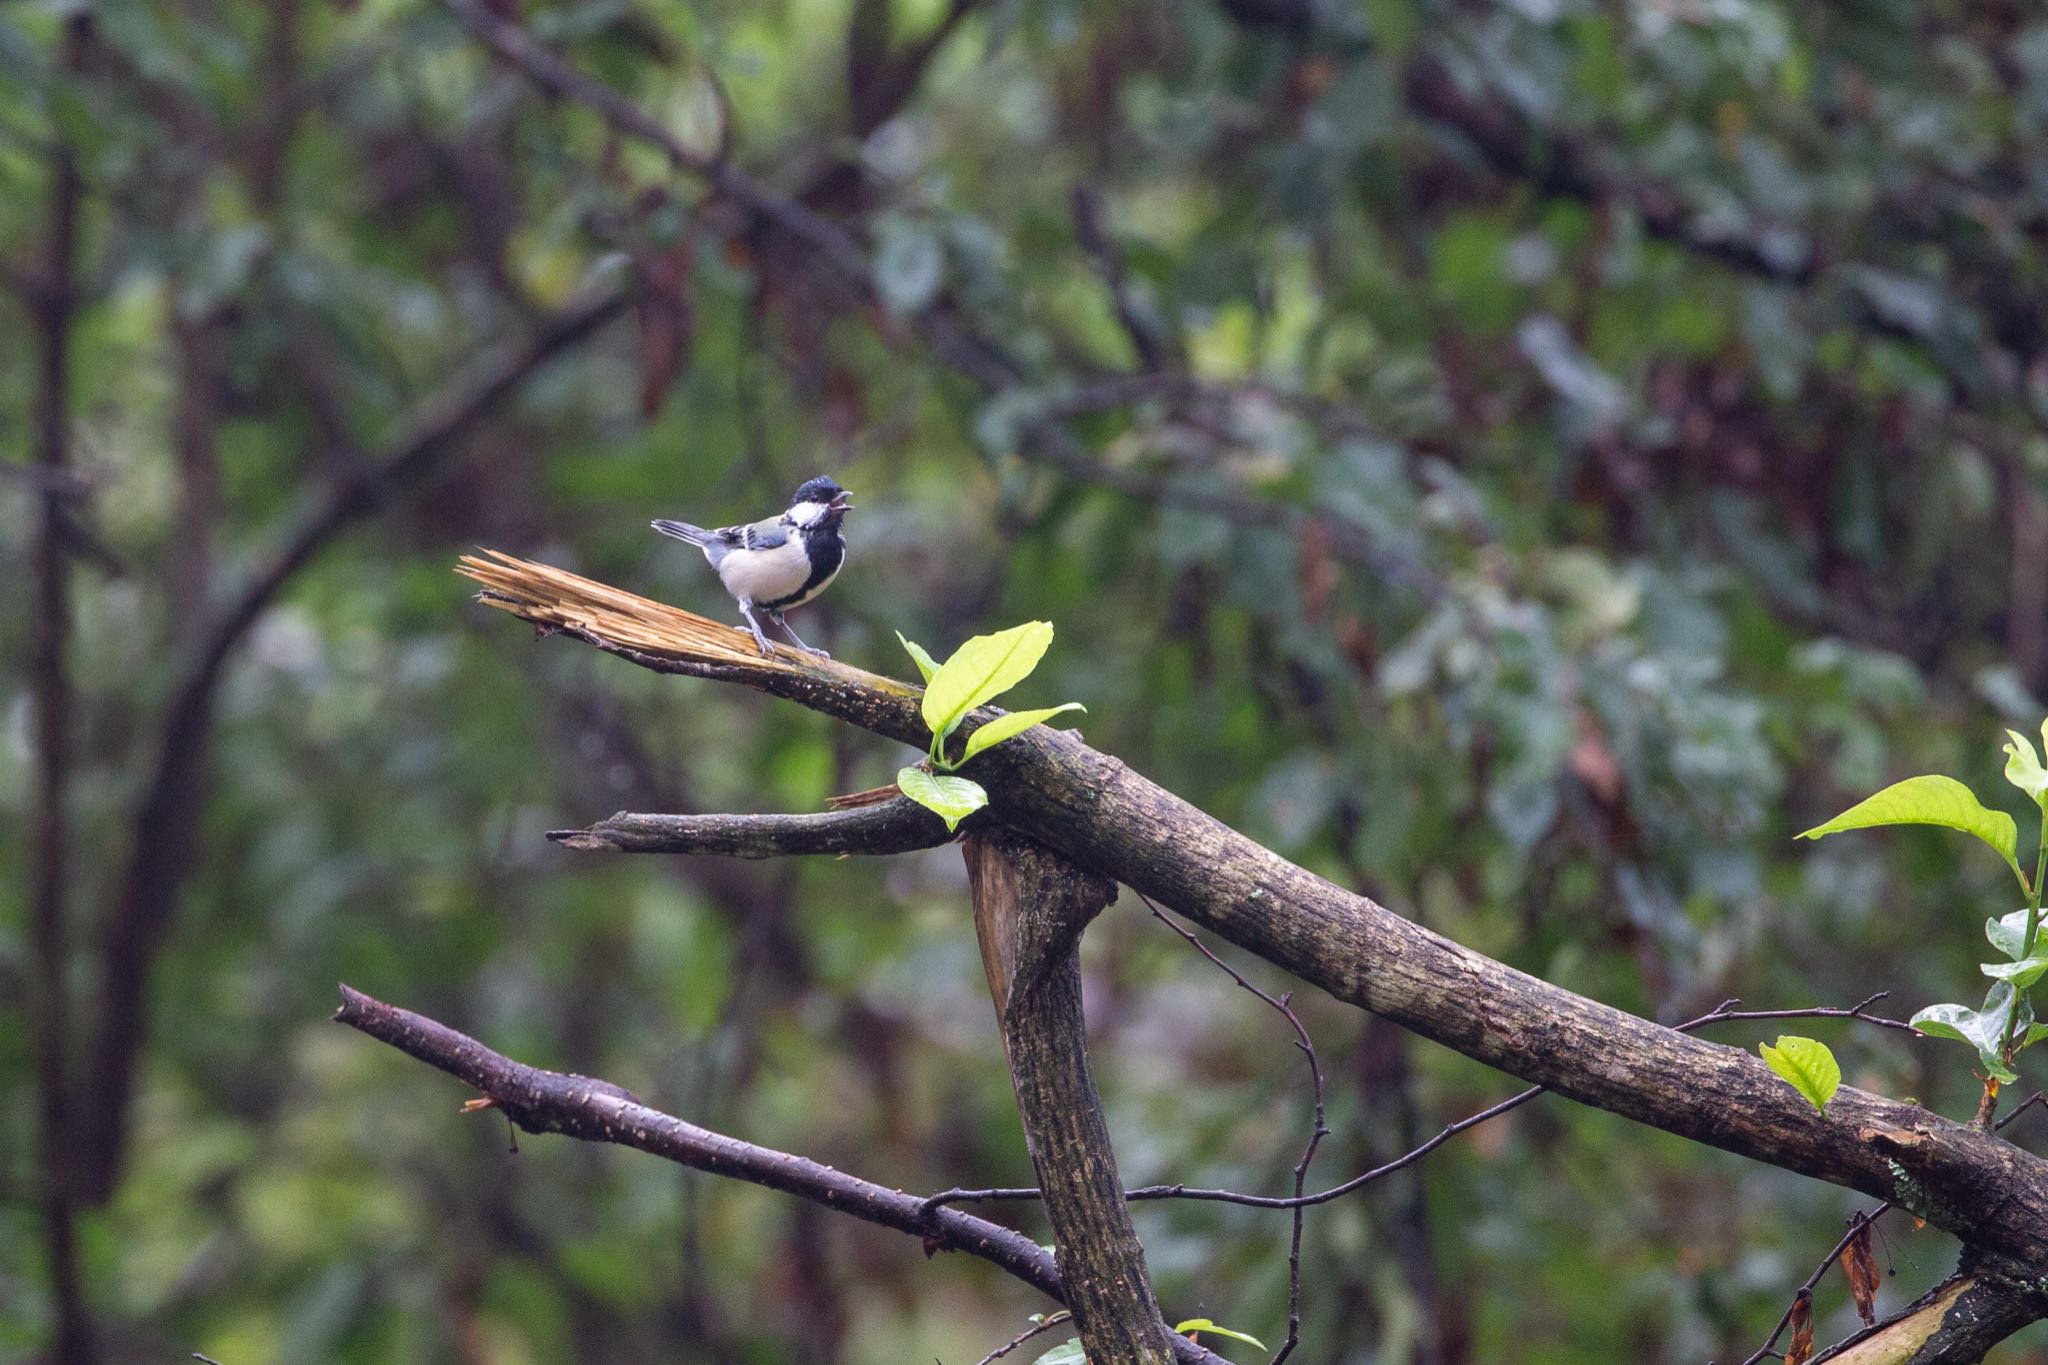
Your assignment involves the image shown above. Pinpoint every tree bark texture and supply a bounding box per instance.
[457,554,2048,1281]
[966,830,1180,1365]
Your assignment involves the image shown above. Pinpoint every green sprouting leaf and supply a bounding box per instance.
[1175,1318,1268,1351]
[1912,983,2028,1082]
[897,631,941,683]
[895,766,987,833]
[1797,775,2021,883]
[2005,727,2048,806]
[1987,909,2034,960]
[958,703,1086,765]
[921,621,1055,742]
[1033,1341,1087,1365]
[1758,1036,1840,1116]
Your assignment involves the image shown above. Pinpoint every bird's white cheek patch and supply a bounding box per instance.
[785,500,828,527]
[717,539,811,603]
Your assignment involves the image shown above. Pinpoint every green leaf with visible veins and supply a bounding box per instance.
[895,766,987,832]
[921,621,1055,742]
[958,703,1086,765]
[1033,1342,1086,1365]
[1758,1035,1840,1116]
[1798,775,2021,883]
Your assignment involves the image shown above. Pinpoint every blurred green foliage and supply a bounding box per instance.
[7,0,2048,1360]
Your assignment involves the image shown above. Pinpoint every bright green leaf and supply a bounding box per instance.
[1758,1035,1840,1116]
[1033,1341,1086,1365]
[1175,1318,1268,1351]
[897,631,941,683]
[895,766,987,833]
[921,621,1056,742]
[1912,984,2028,1082]
[959,703,1086,765]
[2005,729,2048,806]
[1797,775,2022,883]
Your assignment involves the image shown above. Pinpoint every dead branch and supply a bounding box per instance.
[548,801,951,856]
[332,986,1225,1365]
[455,552,2048,1302]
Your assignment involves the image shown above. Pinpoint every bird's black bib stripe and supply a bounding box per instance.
[761,531,844,610]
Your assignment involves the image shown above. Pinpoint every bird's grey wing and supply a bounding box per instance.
[722,516,790,552]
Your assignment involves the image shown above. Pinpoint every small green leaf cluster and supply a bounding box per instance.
[1800,721,2048,1085]
[893,622,1084,832]
[1759,1035,1839,1116]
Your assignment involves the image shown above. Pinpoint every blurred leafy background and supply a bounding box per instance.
[7,0,2048,1360]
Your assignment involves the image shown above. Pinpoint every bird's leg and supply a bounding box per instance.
[770,610,829,658]
[736,599,776,656]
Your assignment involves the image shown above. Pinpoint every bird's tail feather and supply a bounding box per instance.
[651,518,711,545]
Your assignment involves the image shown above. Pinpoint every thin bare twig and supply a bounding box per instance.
[923,993,1916,1216]
[1136,893,1325,1364]
[973,1312,1071,1365]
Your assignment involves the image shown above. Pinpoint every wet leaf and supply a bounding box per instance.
[1759,1036,1840,1116]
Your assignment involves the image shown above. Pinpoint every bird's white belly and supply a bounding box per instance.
[717,538,812,604]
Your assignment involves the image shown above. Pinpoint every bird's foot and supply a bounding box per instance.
[800,643,830,659]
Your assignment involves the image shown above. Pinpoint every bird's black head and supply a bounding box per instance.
[791,475,851,509]
[788,477,853,535]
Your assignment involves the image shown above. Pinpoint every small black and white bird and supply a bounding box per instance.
[652,475,853,657]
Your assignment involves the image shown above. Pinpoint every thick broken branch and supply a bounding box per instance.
[457,553,2048,1293]
[966,830,1180,1365]
[333,985,1224,1365]
[548,799,949,856]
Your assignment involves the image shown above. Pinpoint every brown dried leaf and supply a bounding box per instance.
[1785,1288,1814,1365]
[1844,1218,1880,1326]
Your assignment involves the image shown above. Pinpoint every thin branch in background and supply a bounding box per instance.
[1136,893,1326,1364]
[1072,183,1171,373]
[922,993,1917,1217]
[76,282,632,1205]
[1723,1092,2048,1365]
[439,0,1442,599]
[973,1311,1071,1365]
[27,14,96,1363]
[332,986,1227,1365]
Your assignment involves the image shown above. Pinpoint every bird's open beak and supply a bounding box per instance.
[830,491,855,510]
